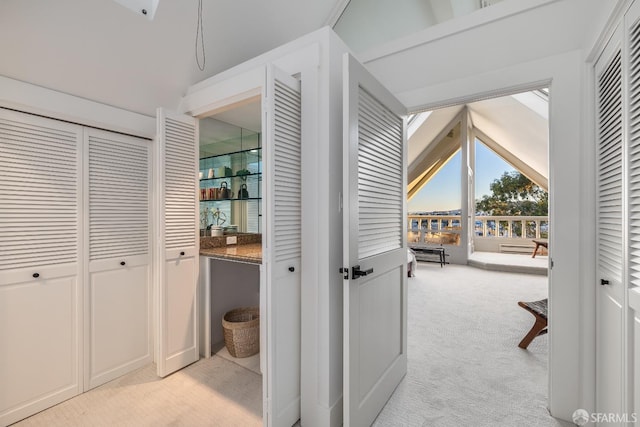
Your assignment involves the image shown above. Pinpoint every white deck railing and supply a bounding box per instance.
[408,214,549,249]
[472,215,549,239]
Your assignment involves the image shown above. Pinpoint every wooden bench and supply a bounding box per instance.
[517,298,548,349]
[410,247,448,267]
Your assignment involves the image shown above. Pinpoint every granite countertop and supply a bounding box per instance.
[199,234,262,264]
[200,243,262,264]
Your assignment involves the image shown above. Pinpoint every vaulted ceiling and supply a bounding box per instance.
[0,0,612,186]
[0,0,545,120]
[0,0,340,117]
[408,91,549,198]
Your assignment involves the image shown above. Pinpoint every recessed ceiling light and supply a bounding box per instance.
[112,0,159,20]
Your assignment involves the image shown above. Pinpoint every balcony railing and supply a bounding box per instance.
[473,215,549,239]
[408,214,462,246]
[408,214,549,249]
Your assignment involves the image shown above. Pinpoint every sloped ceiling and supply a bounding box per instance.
[0,0,339,117]
[468,95,548,181]
[408,93,549,193]
[334,0,505,54]
[408,104,463,166]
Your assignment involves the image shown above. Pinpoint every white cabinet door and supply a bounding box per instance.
[595,25,625,424]
[0,109,82,426]
[342,53,408,427]
[263,65,302,427]
[85,129,152,389]
[156,109,199,377]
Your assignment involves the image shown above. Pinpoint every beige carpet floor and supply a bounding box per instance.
[372,262,573,427]
[13,262,572,427]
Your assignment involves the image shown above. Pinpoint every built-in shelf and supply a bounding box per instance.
[199,146,261,234]
[200,197,262,202]
[199,172,261,182]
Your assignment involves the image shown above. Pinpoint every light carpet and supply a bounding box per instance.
[215,346,261,376]
[372,262,573,427]
[13,262,572,427]
[13,355,262,427]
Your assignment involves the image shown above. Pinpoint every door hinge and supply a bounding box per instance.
[550,258,554,269]
[338,192,343,212]
[339,267,348,279]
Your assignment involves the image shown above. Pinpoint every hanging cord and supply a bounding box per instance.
[195,0,205,71]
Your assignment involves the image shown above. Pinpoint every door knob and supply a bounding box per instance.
[180,251,185,256]
[120,261,126,266]
[289,266,295,272]
[600,279,610,286]
[33,272,40,278]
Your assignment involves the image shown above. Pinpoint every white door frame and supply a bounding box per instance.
[400,78,570,414]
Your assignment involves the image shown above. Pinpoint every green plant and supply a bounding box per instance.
[236,169,251,181]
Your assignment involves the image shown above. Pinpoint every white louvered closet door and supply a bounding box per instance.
[85,128,152,389]
[156,109,199,378]
[342,53,407,427]
[263,66,302,427]
[626,3,640,422]
[595,25,626,423]
[0,109,82,426]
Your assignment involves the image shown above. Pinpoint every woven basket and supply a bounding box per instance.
[222,307,260,358]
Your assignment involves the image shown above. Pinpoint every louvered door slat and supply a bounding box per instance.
[597,47,623,282]
[164,119,197,249]
[88,131,150,261]
[273,80,302,262]
[0,114,80,271]
[630,18,640,288]
[357,87,404,259]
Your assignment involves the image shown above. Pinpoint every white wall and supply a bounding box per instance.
[334,0,438,53]
[359,0,597,99]
[358,0,617,421]
[0,75,155,138]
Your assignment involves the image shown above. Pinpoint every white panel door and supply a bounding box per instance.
[85,128,152,389]
[263,65,302,427]
[342,53,407,427]
[595,25,625,425]
[0,109,82,426]
[156,109,199,378]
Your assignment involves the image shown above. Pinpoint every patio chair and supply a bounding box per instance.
[517,298,548,349]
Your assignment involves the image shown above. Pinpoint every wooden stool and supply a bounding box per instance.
[531,239,548,258]
[517,298,548,349]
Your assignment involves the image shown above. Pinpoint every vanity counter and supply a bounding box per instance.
[199,243,262,264]
[199,234,262,264]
